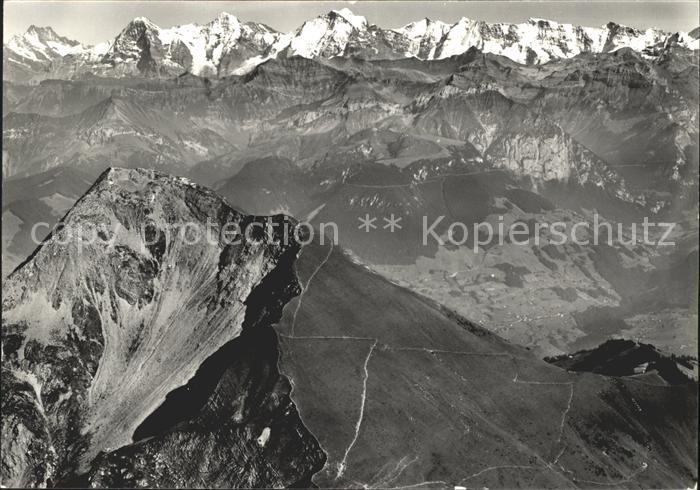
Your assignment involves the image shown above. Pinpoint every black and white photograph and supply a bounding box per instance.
[1,0,698,488]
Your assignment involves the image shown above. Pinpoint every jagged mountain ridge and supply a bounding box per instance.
[2,91,237,178]
[99,13,290,78]
[1,168,696,488]
[4,26,83,65]
[4,9,699,82]
[3,26,109,84]
[5,47,696,203]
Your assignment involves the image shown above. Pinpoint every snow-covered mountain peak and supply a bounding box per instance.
[24,25,72,41]
[12,25,81,46]
[95,12,290,77]
[288,8,370,58]
[129,16,159,27]
[454,17,478,26]
[433,16,678,63]
[602,21,667,52]
[111,16,160,42]
[527,17,571,28]
[392,17,451,58]
[214,11,239,23]
[4,12,697,83]
[206,12,244,36]
[107,16,161,51]
[330,8,368,30]
[396,17,450,37]
[5,24,84,64]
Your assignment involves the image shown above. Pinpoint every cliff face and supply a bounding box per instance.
[82,231,325,488]
[1,168,322,486]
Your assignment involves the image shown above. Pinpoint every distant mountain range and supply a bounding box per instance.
[4,9,699,82]
[3,29,698,357]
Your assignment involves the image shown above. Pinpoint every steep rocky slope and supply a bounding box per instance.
[271,237,697,488]
[1,168,696,488]
[1,168,321,486]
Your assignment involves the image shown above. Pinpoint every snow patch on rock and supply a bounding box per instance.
[256,427,271,447]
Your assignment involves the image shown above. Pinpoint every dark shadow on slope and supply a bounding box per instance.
[546,338,698,385]
[132,242,302,438]
[59,240,327,488]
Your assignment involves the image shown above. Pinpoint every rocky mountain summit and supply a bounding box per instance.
[3,26,109,83]
[1,168,318,486]
[1,168,697,488]
[100,13,289,78]
[4,9,698,82]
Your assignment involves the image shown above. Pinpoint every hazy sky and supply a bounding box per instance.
[4,1,699,44]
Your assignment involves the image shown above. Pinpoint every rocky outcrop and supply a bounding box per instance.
[546,339,698,384]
